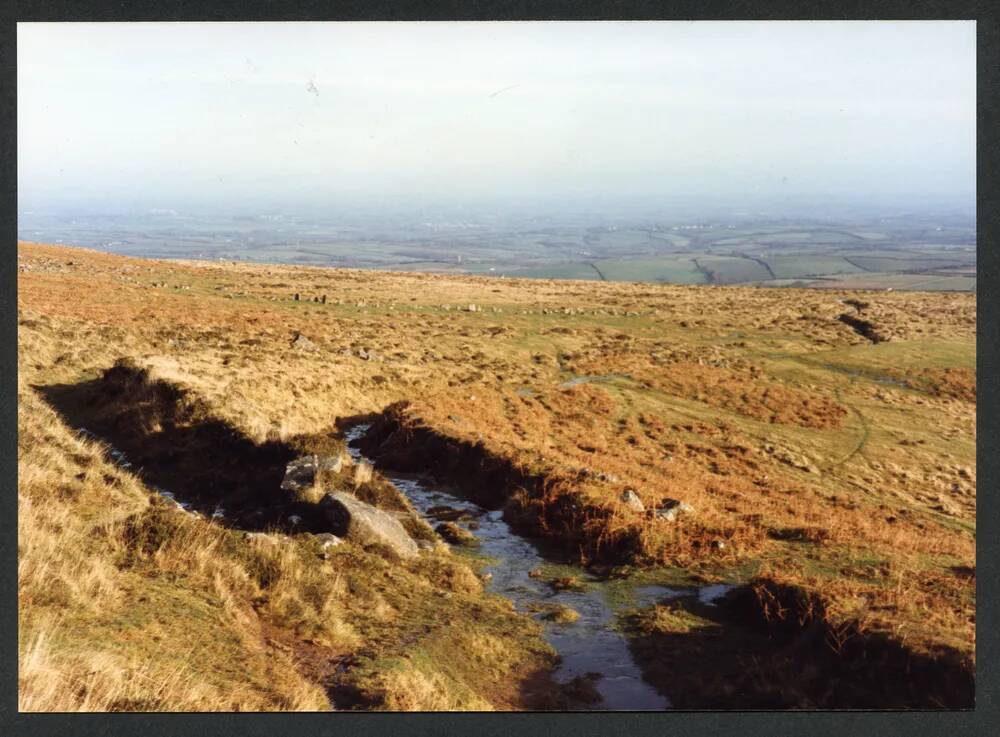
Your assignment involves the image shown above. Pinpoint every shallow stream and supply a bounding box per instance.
[78,421,728,711]
[346,424,731,711]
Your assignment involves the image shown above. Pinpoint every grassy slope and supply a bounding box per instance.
[18,245,559,711]
[17,242,976,707]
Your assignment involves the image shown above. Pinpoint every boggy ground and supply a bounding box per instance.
[17,241,976,709]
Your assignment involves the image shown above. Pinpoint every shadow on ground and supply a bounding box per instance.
[36,361,331,533]
[623,584,975,709]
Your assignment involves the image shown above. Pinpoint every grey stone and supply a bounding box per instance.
[281,454,343,494]
[314,532,343,549]
[281,455,318,493]
[322,491,419,558]
[620,489,645,513]
[655,498,695,522]
[291,332,317,351]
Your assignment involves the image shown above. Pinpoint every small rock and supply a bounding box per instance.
[291,332,317,352]
[654,498,695,522]
[322,491,419,558]
[528,567,544,578]
[620,489,645,512]
[281,455,318,493]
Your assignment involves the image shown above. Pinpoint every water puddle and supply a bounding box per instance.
[345,423,729,711]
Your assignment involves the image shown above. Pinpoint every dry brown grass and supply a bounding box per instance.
[17,240,976,707]
[17,380,331,711]
[17,339,552,711]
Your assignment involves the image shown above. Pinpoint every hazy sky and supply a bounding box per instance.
[18,21,976,213]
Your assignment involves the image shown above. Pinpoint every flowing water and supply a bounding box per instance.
[78,421,730,711]
[346,424,731,711]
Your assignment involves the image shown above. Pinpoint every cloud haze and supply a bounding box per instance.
[18,21,976,213]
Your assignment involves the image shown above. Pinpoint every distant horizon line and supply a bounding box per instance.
[17,194,977,218]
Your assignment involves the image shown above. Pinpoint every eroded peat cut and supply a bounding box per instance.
[350,411,976,709]
[837,312,889,344]
[345,423,672,710]
[26,362,561,711]
[625,578,975,709]
[352,401,647,564]
[39,359,310,532]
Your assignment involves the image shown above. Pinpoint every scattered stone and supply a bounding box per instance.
[281,454,343,495]
[291,332,317,352]
[654,498,695,522]
[281,455,318,493]
[620,489,645,512]
[528,567,544,578]
[314,532,343,548]
[322,491,419,558]
[313,532,343,558]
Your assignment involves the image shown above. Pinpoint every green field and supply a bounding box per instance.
[818,273,977,292]
[765,255,864,279]
[21,213,976,292]
[696,255,772,283]
[595,256,707,283]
